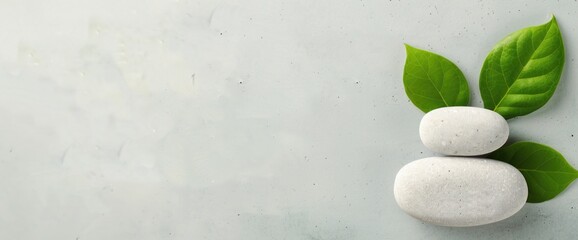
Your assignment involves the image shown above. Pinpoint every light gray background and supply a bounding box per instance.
[0,0,577,239]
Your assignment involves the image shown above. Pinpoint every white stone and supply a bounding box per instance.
[420,106,509,156]
[394,157,528,227]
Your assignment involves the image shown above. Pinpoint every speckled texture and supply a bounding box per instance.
[394,157,528,227]
[420,107,509,156]
[2,0,578,239]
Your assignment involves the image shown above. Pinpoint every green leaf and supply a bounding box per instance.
[488,142,578,203]
[403,44,470,113]
[479,16,565,119]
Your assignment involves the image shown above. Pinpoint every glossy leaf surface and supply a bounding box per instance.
[479,17,565,119]
[489,142,578,203]
[403,45,470,113]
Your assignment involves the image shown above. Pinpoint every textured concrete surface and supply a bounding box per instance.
[0,0,577,239]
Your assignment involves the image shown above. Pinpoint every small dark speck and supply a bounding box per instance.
[448,170,451,172]
[237,213,240,216]
[220,32,223,35]
[571,206,574,209]
[420,151,423,154]
[571,134,574,137]
[239,81,243,84]
[355,81,359,84]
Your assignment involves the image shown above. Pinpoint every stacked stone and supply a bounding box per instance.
[393,106,528,227]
